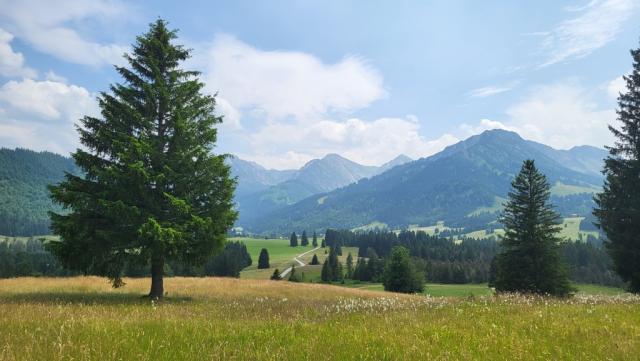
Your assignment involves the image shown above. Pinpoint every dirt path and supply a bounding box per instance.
[279,246,320,278]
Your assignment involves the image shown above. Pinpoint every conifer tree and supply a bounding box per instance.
[310,254,319,265]
[594,43,640,293]
[345,252,354,279]
[257,248,270,269]
[321,246,342,282]
[312,231,318,247]
[301,230,309,246]
[493,160,572,296]
[289,232,298,247]
[47,19,236,298]
[270,268,281,280]
[321,238,326,247]
[382,246,424,293]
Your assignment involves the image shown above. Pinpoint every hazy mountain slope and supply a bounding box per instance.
[247,130,605,233]
[0,148,80,236]
[235,154,382,224]
[228,157,295,197]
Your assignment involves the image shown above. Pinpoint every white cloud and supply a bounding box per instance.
[461,82,615,149]
[0,78,98,154]
[469,81,519,98]
[0,28,36,78]
[45,70,68,83]
[198,35,385,121]
[0,0,130,66]
[606,75,626,98]
[0,79,97,120]
[540,0,637,67]
[242,116,458,169]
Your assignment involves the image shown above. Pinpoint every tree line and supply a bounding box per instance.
[0,238,252,279]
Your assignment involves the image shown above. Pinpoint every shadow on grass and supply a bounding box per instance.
[0,292,192,305]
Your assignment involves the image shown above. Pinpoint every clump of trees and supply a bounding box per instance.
[492,160,572,296]
[202,242,252,277]
[382,246,424,293]
[258,248,270,269]
[321,247,343,282]
[594,42,640,293]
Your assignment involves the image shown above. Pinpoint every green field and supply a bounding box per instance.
[1,277,639,360]
[233,237,318,279]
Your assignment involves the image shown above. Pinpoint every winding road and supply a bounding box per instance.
[279,246,321,278]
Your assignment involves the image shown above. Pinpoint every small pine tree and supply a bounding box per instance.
[493,160,572,296]
[321,238,326,248]
[310,254,320,265]
[257,248,270,269]
[594,42,640,293]
[289,232,298,247]
[288,265,301,282]
[382,246,424,293]
[320,260,330,282]
[312,231,318,247]
[270,268,281,280]
[301,231,309,246]
[345,252,354,279]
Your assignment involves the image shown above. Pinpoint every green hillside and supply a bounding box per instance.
[0,149,79,236]
[247,130,605,234]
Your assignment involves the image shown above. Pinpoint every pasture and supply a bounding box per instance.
[0,277,639,360]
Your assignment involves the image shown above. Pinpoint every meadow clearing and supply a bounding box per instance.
[0,276,639,360]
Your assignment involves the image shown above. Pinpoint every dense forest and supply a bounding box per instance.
[325,229,622,287]
[0,148,80,236]
[0,238,252,279]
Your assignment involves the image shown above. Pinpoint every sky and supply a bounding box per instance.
[0,0,638,169]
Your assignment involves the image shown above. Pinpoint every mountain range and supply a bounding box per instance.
[243,130,607,234]
[0,130,607,237]
[231,153,413,225]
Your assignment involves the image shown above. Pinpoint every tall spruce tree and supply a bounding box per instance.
[493,160,572,296]
[312,231,318,247]
[594,44,640,293]
[345,252,354,279]
[301,230,309,246]
[47,20,236,298]
[289,232,298,247]
[258,248,270,269]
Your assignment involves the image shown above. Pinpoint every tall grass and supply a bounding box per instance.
[1,277,639,360]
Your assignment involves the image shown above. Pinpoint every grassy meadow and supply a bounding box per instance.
[0,277,639,360]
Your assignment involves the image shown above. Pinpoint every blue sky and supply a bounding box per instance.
[0,0,638,169]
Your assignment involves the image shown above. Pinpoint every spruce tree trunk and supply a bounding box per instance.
[149,256,164,299]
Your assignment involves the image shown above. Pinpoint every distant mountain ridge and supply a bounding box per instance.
[233,153,413,225]
[244,130,607,234]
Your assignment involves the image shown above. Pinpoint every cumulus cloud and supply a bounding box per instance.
[0,28,36,78]
[539,0,637,67]
[0,0,130,66]
[606,75,626,98]
[242,116,458,169]
[461,82,615,149]
[0,78,98,154]
[198,35,386,122]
